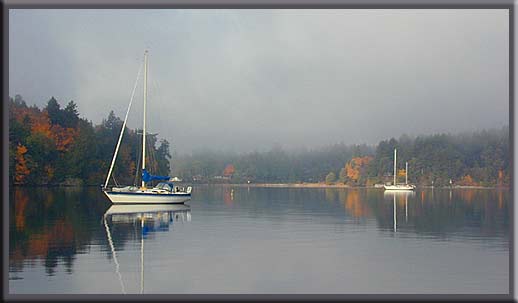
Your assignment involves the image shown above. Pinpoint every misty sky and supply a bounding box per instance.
[9,9,509,154]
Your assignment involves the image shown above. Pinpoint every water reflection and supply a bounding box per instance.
[9,186,509,288]
[383,191,415,232]
[223,187,235,206]
[102,204,191,294]
[9,187,109,276]
[210,186,509,241]
[338,189,372,219]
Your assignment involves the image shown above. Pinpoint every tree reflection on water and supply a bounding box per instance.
[9,186,509,278]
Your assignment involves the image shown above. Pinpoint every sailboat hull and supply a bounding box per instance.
[383,184,416,191]
[103,191,191,204]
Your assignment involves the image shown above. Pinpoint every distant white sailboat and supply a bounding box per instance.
[384,148,416,191]
[102,50,192,204]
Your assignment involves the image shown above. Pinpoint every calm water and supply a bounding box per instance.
[9,185,509,294]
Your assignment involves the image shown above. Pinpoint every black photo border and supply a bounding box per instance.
[2,0,514,302]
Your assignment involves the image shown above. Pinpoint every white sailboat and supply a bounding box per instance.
[102,50,192,204]
[384,148,416,191]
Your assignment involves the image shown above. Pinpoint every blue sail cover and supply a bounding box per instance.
[142,169,170,183]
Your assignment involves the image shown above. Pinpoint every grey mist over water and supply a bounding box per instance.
[9,186,509,294]
[9,9,509,153]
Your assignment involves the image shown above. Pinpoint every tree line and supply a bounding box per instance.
[9,95,171,186]
[9,94,510,188]
[174,129,509,187]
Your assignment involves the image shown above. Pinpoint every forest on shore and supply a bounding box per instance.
[9,95,171,186]
[174,126,509,187]
[9,95,510,187]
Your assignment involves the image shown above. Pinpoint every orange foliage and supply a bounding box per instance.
[345,162,359,181]
[31,111,52,138]
[223,188,234,206]
[11,106,52,138]
[396,195,410,207]
[343,190,370,218]
[15,144,30,184]
[50,124,77,151]
[458,175,477,186]
[344,156,373,183]
[397,169,406,177]
[11,106,77,152]
[14,190,29,230]
[498,170,505,186]
[28,234,50,256]
[223,164,235,177]
[26,220,75,260]
[458,189,474,204]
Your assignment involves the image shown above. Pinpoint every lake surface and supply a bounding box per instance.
[8,185,510,294]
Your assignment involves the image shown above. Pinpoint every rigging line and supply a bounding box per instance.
[104,59,144,189]
[103,217,127,294]
[112,174,119,187]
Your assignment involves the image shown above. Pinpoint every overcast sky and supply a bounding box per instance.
[9,9,509,154]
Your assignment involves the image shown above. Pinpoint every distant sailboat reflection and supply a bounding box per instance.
[102,204,191,294]
[383,191,415,232]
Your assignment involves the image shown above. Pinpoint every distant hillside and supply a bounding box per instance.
[173,128,509,188]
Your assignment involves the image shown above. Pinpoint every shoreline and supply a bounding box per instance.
[207,183,506,190]
[9,183,507,190]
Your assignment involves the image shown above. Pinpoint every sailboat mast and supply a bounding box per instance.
[405,161,408,185]
[141,50,148,188]
[393,149,397,185]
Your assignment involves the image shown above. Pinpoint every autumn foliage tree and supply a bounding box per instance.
[14,144,30,184]
[223,164,235,177]
[457,175,478,186]
[343,156,373,186]
[9,95,172,186]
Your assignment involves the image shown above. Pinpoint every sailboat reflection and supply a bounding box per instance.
[102,204,191,294]
[383,191,415,232]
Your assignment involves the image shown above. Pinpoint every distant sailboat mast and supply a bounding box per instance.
[384,148,414,191]
[405,161,408,185]
[393,149,397,185]
[142,50,148,189]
